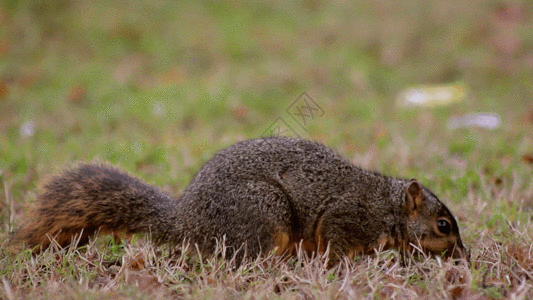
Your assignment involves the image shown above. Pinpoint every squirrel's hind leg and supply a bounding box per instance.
[197,180,295,263]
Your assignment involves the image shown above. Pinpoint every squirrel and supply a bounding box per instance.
[14,136,466,264]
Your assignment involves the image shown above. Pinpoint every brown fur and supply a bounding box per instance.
[13,137,467,263]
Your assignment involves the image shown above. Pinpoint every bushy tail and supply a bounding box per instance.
[14,164,178,251]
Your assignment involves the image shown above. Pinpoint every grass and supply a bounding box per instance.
[2,0,533,298]
[2,233,532,299]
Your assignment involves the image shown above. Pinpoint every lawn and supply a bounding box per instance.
[1,0,533,299]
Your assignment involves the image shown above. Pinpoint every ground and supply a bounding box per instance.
[1,1,533,299]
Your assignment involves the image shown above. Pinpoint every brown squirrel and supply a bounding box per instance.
[14,137,466,264]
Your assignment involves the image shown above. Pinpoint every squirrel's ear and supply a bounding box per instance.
[404,179,425,213]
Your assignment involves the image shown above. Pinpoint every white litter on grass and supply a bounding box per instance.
[152,102,165,116]
[447,113,501,130]
[397,84,465,107]
[20,121,35,138]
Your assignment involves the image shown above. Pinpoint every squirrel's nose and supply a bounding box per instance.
[450,241,469,264]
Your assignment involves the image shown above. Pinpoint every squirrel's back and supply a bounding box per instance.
[15,136,466,263]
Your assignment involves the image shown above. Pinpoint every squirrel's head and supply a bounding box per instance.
[403,179,467,261]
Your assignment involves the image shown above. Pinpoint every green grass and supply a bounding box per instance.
[2,0,533,298]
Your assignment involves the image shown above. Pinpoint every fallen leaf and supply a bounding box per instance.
[68,85,86,102]
[0,39,9,55]
[449,286,464,299]
[0,81,9,99]
[231,107,248,119]
[125,252,145,270]
[522,154,533,164]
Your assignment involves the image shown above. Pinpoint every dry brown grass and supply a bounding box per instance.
[1,222,532,299]
[3,160,533,299]
[2,0,533,298]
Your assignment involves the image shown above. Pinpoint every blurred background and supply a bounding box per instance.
[3,3,533,297]
[1,0,533,201]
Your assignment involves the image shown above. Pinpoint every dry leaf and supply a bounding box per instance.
[522,154,533,164]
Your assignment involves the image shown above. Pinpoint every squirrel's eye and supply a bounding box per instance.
[436,219,451,235]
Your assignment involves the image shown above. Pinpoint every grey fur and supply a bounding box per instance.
[16,136,465,263]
